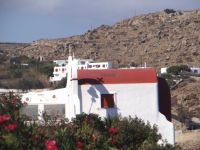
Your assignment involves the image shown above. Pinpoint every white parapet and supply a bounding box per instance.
[157,113,175,145]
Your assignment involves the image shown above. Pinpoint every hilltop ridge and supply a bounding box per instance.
[1,9,199,69]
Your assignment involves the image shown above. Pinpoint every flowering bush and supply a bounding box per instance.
[107,116,162,149]
[4,122,17,132]
[0,93,175,150]
[0,114,10,124]
[45,139,58,150]
[108,127,119,136]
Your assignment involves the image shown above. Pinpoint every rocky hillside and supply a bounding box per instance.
[1,10,200,67]
[0,43,30,63]
[1,9,200,69]
[0,9,200,125]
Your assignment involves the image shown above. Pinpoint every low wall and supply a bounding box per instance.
[176,129,200,148]
[0,88,50,94]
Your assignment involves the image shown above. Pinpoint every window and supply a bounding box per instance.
[44,104,65,118]
[80,61,85,65]
[55,69,58,72]
[194,70,198,73]
[102,64,105,68]
[20,105,38,120]
[101,94,115,108]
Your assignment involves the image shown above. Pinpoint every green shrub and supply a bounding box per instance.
[9,65,24,78]
[9,57,54,78]
[10,55,29,64]
[0,93,23,116]
[110,116,162,149]
[167,65,190,75]
[55,126,76,150]
[160,73,173,79]
[0,54,7,64]
[54,77,67,89]
[73,113,106,132]
[164,9,176,14]
[166,79,176,87]
[37,62,54,77]
[17,78,44,91]
[32,79,45,89]
[159,74,176,88]
[179,65,191,72]
[17,79,32,91]
[71,113,109,149]
[0,93,46,149]
[11,69,23,78]
[167,66,180,75]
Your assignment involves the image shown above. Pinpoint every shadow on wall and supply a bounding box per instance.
[78,78,118,118]
[158,77,171,121]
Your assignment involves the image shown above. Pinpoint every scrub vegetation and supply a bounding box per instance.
[0,55,54,90]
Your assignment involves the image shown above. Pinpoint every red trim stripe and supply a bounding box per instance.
[78,68,157,85]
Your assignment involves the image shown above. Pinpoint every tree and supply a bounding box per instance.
[37,62,54,77]
[17,78,44,91]
[164,9,176,14]
[53,77,67,89]
[167,65,190,75]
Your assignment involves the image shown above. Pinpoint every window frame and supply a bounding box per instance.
[100,93,116,109]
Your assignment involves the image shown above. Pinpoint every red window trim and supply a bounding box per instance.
[101,94,115,108]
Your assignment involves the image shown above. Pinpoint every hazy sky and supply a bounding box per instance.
[0,0,200,43]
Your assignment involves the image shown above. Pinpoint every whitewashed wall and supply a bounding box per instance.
[21,88,68,119]
[79,83,157,121]
[79,83,174,144]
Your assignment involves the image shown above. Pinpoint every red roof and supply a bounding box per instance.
[77,68,157,85]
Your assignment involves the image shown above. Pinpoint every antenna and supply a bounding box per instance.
[90,24,93,30]
[144,62,147,68]
[69,44,72,56]
[134,8,137,16]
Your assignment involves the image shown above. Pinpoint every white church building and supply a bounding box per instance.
[22,49,175,145]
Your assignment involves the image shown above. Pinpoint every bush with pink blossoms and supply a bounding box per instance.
[45,139,58,150]
[0,93,175,150]
[0,114,10,124]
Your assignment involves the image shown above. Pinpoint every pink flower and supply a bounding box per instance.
[32,134,39,141]
[92,134,97,142]
[112,139,120,149]
[112,139,118,145]
[4,122,17,132]
[109,127,119,136]
[0,114,10,124]
[45,139,58,150]
[76,141,84,150]
[84,116,90,124]
[11,98,17,105]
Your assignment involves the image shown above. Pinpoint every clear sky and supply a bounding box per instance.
[0,0,200,43]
